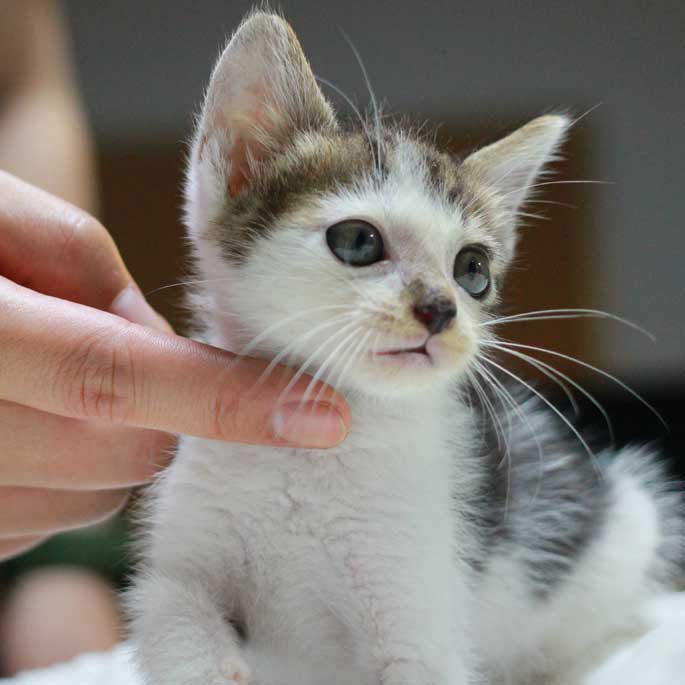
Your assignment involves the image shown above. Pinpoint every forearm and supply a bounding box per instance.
[0,0,97,213]
[0,85,97,213]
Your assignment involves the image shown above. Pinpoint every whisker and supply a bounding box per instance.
[498,179,613,201]
[471,360,516,514]
[480,355,604,478]
[145,277,233,297]
[238,305,355,358]
[274,319,364,407]
[472,360,515,460]
[298,325,364,407]
[525,199,577,210]
[315,75,364,127]
[481,308,655,341]
[464,369,489,442]
[483,341,580,415]
[313,329,372,405]
[473,358,547,508]
[493,340,668,432]
[315,75,377,170]
[369,330,383,366]
[467,368,506,454]
[341,30,383,180]
[516,211,550,222]
[329,329,371,390]
[568,102,603,129]
[252,314,360,392]
[484,342,615,444]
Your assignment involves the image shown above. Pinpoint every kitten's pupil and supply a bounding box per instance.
[326,220,384,267]
[454,248,490,298]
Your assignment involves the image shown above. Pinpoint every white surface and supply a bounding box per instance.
[0,645,136,685]
[3,593,684,685]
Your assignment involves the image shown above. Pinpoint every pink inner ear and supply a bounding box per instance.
[211,84,273,198]
[228,135,251,197]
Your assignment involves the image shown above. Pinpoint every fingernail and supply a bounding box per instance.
[271,402,348,448]
[110,285,173,333]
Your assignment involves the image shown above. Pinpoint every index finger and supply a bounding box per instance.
[0,279,351,449]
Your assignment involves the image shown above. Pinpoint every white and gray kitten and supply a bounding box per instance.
[128,11,684,685]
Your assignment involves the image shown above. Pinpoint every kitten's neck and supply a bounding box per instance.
[344,382,470,444]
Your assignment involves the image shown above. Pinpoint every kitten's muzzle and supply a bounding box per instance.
[412,297,457,335]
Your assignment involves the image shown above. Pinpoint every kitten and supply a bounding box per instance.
[128,11,684,685]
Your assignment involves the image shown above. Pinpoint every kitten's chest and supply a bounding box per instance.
[173,409,458,570]
[161,409,464,659]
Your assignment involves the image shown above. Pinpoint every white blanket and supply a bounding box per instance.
[3,594,684,685]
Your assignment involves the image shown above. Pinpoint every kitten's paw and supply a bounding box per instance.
[216,653,250,685]
[380,660,432,685]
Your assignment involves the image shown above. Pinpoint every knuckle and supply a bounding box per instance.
[58,327,139,424]
[209,388,242,441]
[54,211,110,265]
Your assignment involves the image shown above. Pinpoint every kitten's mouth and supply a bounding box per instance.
[378,344,429,357]
[374,340,434,368]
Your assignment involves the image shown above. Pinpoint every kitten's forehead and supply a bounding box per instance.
[207,124,500,264]
[209,128,371,262]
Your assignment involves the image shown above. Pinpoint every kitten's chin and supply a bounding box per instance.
[346,363,460,400]
[342,338,474,399]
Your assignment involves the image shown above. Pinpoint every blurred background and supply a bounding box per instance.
[0,0,683,675]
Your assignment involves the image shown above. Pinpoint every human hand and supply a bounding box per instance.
[0,172,351,560]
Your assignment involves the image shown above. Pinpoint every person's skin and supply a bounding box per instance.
[0,567,122,674]
[0,171,351,562]
[0,2,350,674]
[0,0,97,213]
[0,2,120,673]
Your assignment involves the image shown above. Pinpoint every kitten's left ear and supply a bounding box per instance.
[194,11,337,197]
[462,115,570,221]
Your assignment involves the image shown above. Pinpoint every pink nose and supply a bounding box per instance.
[412,299,457,335]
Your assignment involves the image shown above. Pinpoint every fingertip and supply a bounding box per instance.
[270,401,349,449]
[327,387,352,431]
[138,430,177,481]
[235,358,353,447]
[109,285,174,334]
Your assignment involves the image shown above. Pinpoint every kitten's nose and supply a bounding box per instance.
[413,298,457,335]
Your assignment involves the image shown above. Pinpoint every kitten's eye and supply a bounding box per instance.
[454,247,491,298]
[326,220,384,267]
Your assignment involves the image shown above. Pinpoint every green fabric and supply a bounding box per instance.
[0,515,132,588]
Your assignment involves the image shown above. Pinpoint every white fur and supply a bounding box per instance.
[472,450,671,682]
[131,394,477,685]
[129,12,683,685]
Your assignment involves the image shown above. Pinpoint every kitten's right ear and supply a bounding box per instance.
[462,115,570,222]
[193,11,337,197]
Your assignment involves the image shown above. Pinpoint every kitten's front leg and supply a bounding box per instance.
[378,652,472,685]
[362,585,474,685]
[129,571,249,685]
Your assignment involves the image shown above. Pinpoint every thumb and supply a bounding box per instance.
[109,284,175,335]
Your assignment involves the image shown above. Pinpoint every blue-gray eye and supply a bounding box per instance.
[326,220,384,267]
[454,247,491,298]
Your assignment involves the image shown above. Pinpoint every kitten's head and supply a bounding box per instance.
[185,11,568,399]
